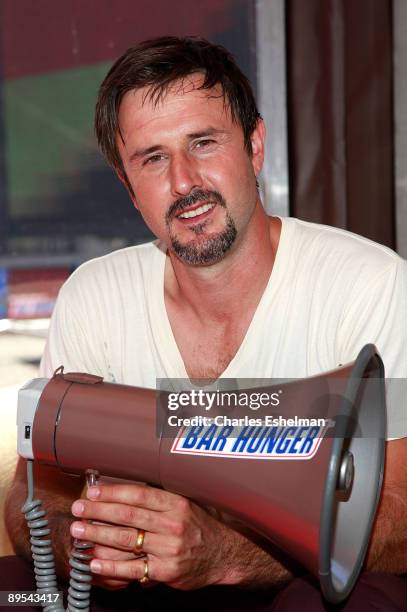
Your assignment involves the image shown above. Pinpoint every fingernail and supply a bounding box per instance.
[71,523,85,537]
[91,560,102,573]
[72,501,85,516]
[87,487,100,500]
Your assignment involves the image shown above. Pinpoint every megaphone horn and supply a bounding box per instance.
[17,344,385,603]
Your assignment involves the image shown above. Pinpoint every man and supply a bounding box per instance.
[4,36,407,610]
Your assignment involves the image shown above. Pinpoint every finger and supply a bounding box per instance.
[90,556,158,582]
[90,545,136,589]
[71,522,147,551]
[85,483,180,511]
[71,521,181,557]
[71,500,164,532]
[92,544,137,561]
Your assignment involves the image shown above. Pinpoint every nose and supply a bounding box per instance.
[169,151,202,197]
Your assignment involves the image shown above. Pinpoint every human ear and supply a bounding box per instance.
[250,119,266,177]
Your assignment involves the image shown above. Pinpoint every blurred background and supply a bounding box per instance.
[0,0,406,553]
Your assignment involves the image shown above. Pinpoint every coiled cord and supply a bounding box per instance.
[67,539,93,610]
[22,460,64,611]
[22,460,97,611]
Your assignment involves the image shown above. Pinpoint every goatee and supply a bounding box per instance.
[170,214,237,265]
[166,189,237,265]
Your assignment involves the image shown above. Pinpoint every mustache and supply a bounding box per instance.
[166,189,226,222]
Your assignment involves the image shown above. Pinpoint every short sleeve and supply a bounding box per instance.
[39,278,108,379]
[338,257,407,439]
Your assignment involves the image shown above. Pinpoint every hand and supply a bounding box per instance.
[70,483,233,590]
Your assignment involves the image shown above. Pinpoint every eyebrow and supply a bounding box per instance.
[128,128,227,163]
[129,145,163,163]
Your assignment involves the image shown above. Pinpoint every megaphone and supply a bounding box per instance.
[17,344,385,605]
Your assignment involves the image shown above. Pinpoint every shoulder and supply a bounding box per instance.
[285,217,399,263]
[60,239,165,300]
[283,217,404,284]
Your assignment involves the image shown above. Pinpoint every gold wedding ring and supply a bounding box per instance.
[134,528,146,554]
[139,557,150,584]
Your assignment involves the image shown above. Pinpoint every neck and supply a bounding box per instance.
[164,201,281,325]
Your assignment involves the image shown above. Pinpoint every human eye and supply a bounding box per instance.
[194,139,216,149]
[143,153,166,166]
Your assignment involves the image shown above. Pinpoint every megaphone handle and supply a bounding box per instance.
[66,470,101,610]
[85,469,100,488]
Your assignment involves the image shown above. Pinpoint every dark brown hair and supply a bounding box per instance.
[95,36,261,196]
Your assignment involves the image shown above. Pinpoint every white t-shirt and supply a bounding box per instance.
[40,217,407,439]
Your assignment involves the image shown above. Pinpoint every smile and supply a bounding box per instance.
[178,203,215,219]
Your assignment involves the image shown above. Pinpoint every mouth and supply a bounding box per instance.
[175,201,216,224]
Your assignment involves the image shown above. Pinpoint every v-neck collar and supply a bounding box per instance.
[148,217,290,380]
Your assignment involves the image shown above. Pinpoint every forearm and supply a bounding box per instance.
[5,459,84,581]
[366,487,407,573]
[219,481,407,584]
[6,501,73,581]
[216,517,295,589]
